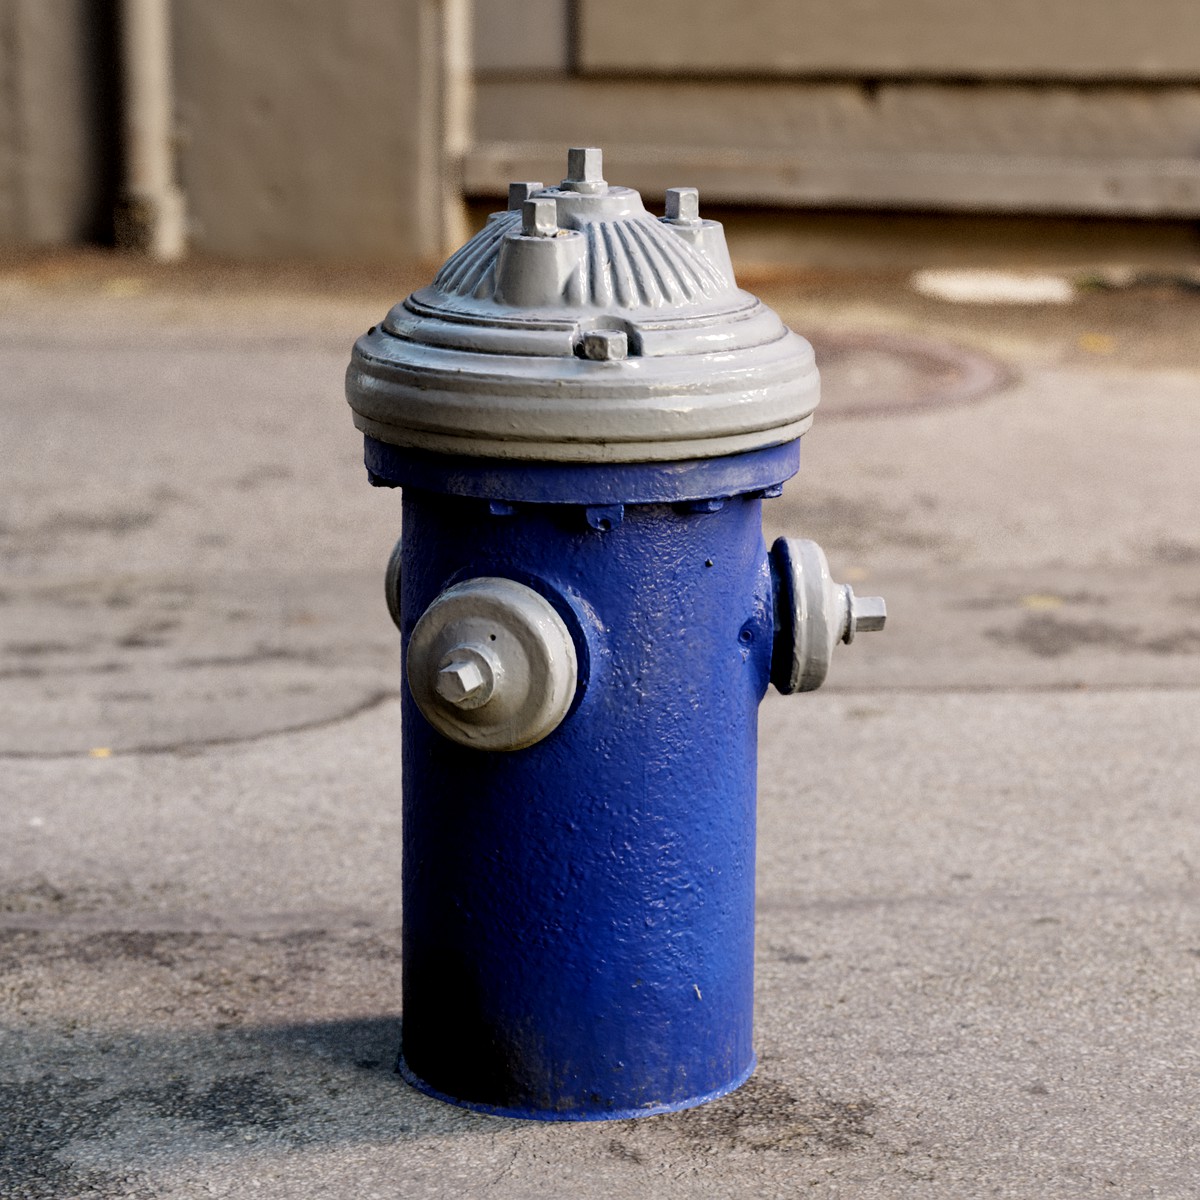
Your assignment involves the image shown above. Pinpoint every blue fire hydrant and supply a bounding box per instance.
[345,148,884,1120]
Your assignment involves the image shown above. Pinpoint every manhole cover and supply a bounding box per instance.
[806,331,1009,419]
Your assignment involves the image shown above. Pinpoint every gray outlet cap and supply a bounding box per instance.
[347,147,819,464]
[407,577,578,751]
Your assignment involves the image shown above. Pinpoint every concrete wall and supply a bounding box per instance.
[0,0,467,263]
[173,0,468,263]
[470,0,1200,218]
[576,0,1200,79]
[4,0,1199,259]
[0,0,118,247]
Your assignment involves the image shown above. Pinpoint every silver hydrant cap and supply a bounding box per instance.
[346,148,820,464]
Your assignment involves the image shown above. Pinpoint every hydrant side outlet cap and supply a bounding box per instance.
[346,147,819,464]
[407,577,579,752]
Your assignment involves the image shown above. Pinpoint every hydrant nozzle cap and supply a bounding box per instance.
[347,146,819,464]
[407,578,578,752]
[769,539,887,694]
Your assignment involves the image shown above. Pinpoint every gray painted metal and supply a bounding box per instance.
[346,147,819,463]
[385,534,404,631]
[406,576,579,751]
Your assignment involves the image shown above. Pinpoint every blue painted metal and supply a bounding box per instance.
[364,435,797,505]
[391,442,794,1118]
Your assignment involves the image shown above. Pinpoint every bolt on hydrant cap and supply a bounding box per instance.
[435,652,495,708]
[346,147,819,465]
[561,146,607,193]
[522,197,559,238]
[664,187,701,225]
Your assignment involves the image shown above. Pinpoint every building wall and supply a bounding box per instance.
[0,0,118,247]
[0,0,466,262]
[3,0,1198,259]
[173,0,467,263]
[469,0,1200,218]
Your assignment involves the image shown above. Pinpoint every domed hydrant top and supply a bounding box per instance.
[345,148,884,1119]
[347,145,819,463]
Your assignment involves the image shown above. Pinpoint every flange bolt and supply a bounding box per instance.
[523,197,559,238]
[581,329,629,361]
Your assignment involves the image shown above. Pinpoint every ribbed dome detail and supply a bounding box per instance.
[348,153,820,464]
[429,211,732,310]
[581,218,729,308]
[432,211,519,298]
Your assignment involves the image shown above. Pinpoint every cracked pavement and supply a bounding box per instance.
[1,252,1199,1198]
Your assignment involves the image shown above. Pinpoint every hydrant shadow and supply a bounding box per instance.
[0,1014,504,1198]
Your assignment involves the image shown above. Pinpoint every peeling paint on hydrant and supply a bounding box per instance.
[344,148,885,1121]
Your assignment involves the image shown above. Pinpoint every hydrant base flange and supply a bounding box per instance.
[396,1055,758,1122]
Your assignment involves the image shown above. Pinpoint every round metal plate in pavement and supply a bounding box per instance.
[807,331,1009,419]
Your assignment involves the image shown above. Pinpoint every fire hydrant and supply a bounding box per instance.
[345,148,884,1120]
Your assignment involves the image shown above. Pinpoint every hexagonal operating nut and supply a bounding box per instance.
[522,197,558,237]
[561,147,606,194]
[433,644,498,711]
[664,187,700,225]
[581,329,628,361]
[436,658,486,705]
[508,181,544,211]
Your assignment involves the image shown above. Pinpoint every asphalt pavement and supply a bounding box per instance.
[2,252,1198,1198]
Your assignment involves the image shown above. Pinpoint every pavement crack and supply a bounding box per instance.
[0,689,399,760]
[488,1144,521,1189]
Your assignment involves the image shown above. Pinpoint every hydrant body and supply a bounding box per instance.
[345,151,883,1119]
